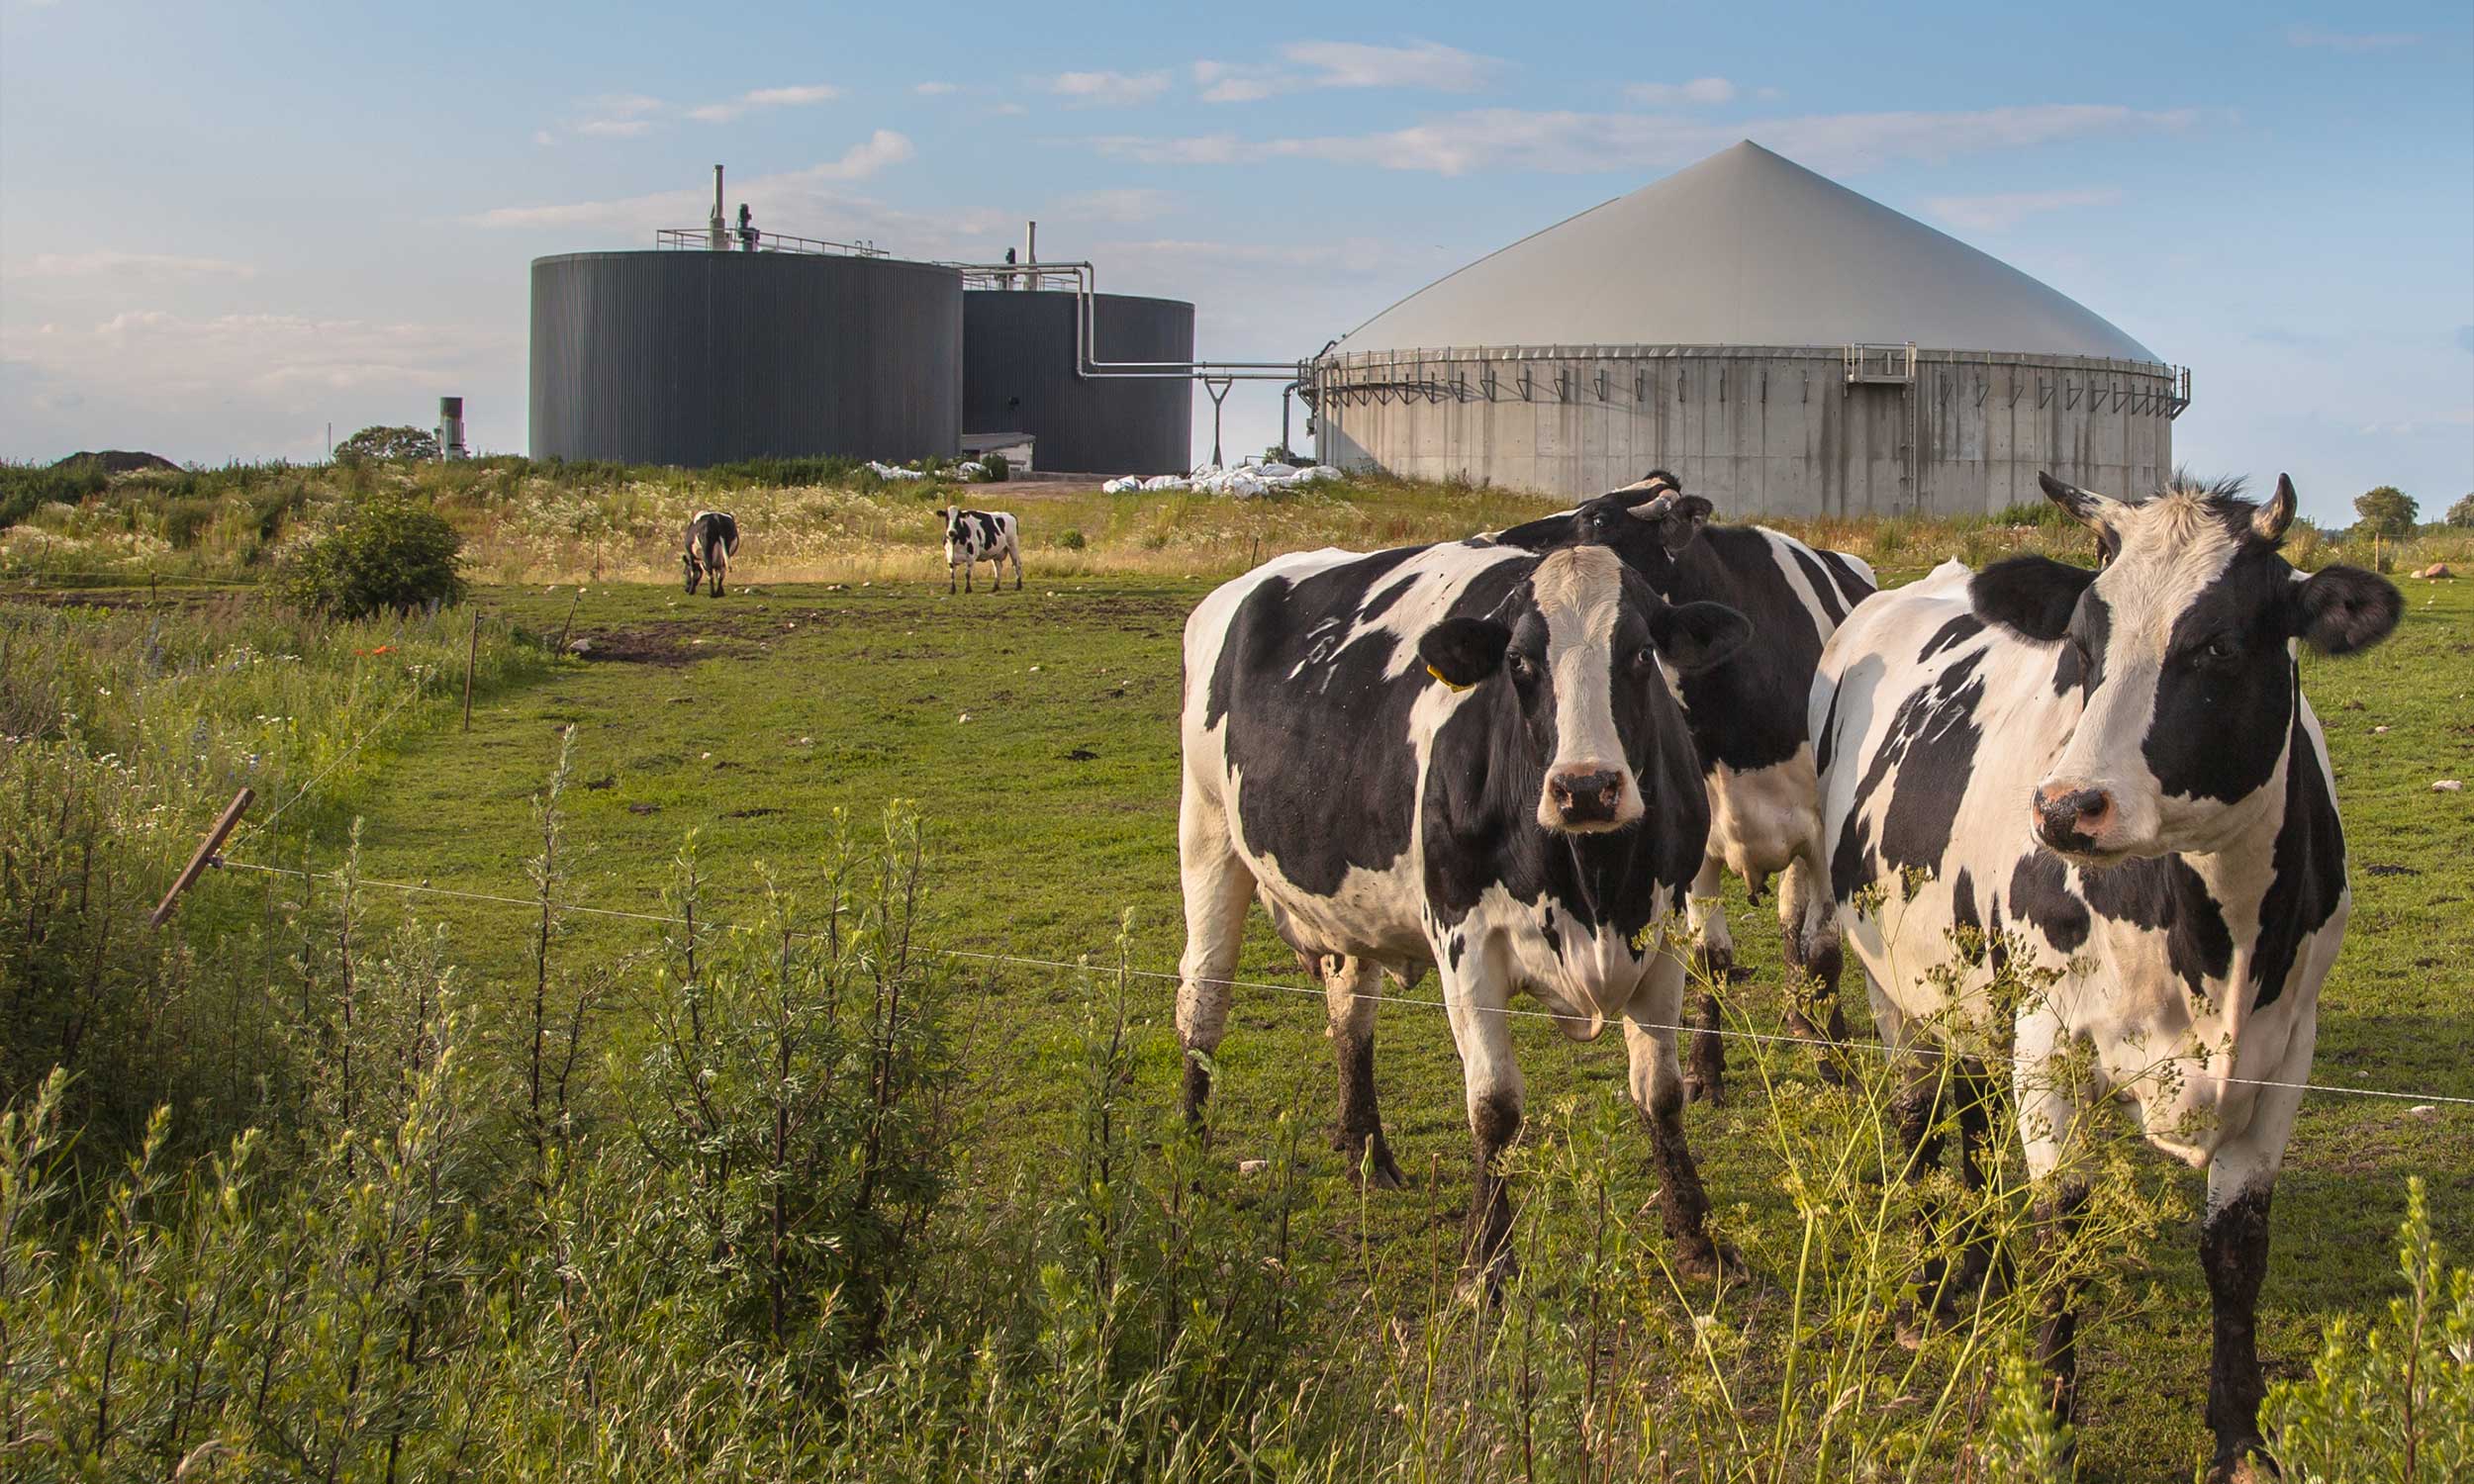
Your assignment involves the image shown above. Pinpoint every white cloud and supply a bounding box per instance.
[1283,40,1495,91]
[61,310,515,397]
[15,250,254,280]
[686,83,840,123]
[576,118,652,139]
[1095,102,2199,177]
[1045,70,1172,107]
[1196,39,1498,105]
[1626,77,1736,107]
[1925,186,2123,232]
[1049,187,1176,224]
[464,132,922,232]
[2286,26,2420,51]
[531,129,557,147]
[914,81,959,96]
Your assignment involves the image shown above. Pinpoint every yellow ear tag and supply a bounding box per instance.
[1425,664,1471,693]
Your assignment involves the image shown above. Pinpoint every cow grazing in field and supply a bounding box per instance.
[1808,472,2401,1478]
[942,506,1021,593]
[1301,471,1877,1185]
[682,510,740,597]
[1178,538,1754,1278]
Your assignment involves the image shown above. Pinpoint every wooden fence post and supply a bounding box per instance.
[463,607,480,733]
[151,788,254,928]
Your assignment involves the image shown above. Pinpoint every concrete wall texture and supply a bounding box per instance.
[962,291,1194,475]
[1315,345,2181,516]
[529,250,961,467]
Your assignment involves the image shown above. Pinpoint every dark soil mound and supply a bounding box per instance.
[51,450,180,474]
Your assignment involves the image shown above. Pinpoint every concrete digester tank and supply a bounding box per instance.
[1312,141,2188,516]
[961,289,1194,474]
[529,249,961,467]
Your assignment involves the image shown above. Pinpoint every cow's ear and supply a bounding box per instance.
[1419,617,1511,689]
[2288,564,2402,656]
[1649,601,1751,674]
[1620,488,1714,557]
[1970,556,2095,642]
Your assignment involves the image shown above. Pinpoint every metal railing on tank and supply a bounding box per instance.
[654,227,888,257]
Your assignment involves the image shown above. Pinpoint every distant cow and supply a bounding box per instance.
[1179,538,1752,1279]
[942,506,1021,593]
[682,510,739,597]
[1809,473,2401,1478]
[1302,472,1877,1184]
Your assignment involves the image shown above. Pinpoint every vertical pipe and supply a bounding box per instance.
[1024,221,1038,292]
[711,166,726,250]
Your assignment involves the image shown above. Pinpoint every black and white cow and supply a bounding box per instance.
[942,505,1021,593]
[1494,474,1877,1095]
[1304,473,1877,1184]
[682,510,739,597]
[1178,538,1753,1278]
[1808,473,2401,1478]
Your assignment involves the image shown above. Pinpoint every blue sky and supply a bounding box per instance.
[2,0,2467,521]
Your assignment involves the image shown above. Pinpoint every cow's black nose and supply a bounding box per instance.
[1550,769,1626,823]
[2033,784,2113,850]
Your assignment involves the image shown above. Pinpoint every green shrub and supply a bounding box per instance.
[333,423,438,463]
[979,452,1009,482]
[2261,1176,2474,1481]
[1056,527,1087,551]
[2446,493,2474,529]
[273,495,467,618]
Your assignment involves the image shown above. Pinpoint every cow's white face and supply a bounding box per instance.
[1419,545,1750,835]
[1972,475,2401,866]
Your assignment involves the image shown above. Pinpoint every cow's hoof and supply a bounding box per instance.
[2205,1443,2275,1484]
[1335,1132,1405,1190]
[1682,1070,1724,1107]
[1671,1239,1745,1283]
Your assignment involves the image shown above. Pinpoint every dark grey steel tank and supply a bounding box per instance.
[529,250,961,467]
[962,290,1194,475]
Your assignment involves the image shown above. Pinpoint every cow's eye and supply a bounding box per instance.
[2201,636,2237,663]
[1506,651,1537,681]
[1631,645,1658,673]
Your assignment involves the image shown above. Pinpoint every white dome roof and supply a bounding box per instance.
[1336,141,2160,364]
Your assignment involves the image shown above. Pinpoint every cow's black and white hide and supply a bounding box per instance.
[942,506,1021,593]
[682,510,740,597]
[1306,470,1877,1153]
[1178,538,1752,1279]
[1498,471,1877,1093]
[1807,472,2400,1478]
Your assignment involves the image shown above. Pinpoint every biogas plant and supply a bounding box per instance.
[526,142,2187,517]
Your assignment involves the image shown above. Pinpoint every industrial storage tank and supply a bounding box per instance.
[529,249,961,467]
[962,290,1194,474]
[1311,141,2187,516]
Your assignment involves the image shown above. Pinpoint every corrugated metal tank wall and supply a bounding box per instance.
[529,251,961,467]
[1315,347,2177,516]
[962,291,1194,474]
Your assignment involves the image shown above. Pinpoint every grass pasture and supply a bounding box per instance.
[4,473,2469,1480]
[212,558,2474,1475]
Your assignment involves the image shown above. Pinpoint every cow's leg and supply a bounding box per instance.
[1681,856,1730,1104]
[965,557,974,594]
[1778,853,1850,1083]
[1324,955,1403,1188]
[711,552,724,598]
[1174,773,1254,1128]
[1622,952,1732,1280]
[2014,1015,2099,1435]
[1011,543,1023,591]
[948,559,957,595]
[2198,1020,2311,1482]
[1441,955,1522,1288]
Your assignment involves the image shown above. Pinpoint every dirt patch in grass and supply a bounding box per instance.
[577,626,750,666]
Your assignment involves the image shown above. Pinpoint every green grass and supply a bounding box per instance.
[131,561,2471,1483]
